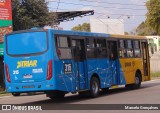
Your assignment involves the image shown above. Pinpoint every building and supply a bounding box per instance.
[90,18,124,34]
[146,36,160,56]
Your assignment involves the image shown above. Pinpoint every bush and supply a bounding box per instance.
[151,72,160,77]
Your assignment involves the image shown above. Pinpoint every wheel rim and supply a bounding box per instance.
[92,81,98,94]
[135,76,139,85]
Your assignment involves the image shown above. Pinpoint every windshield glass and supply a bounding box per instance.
[7,31,47,56]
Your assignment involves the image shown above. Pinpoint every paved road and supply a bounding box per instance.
[0,79,160,113]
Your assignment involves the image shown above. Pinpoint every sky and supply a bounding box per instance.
[47,0,148,32]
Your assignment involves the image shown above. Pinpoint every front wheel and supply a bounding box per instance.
[90,77,100,98]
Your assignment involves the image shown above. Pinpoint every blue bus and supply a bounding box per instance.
[4,29,150,98]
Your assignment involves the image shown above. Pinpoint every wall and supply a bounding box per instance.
[90,18,124,35]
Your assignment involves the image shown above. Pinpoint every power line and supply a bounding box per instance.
[49,7,146,26]
[95,12,146,17]
[56,0,60,12]
[48,1,147,11]
[48,7,146,17]
[80,0,145,7]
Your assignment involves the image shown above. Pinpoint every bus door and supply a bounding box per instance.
[141,42,150,81]
[72,39,87,90]
[108,41,119,85]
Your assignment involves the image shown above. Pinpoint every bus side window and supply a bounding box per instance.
[118,40,127,58]
[96,39,107,58]
[126,40,134,58]
[134,40,141,57]
[86,38,96,58]
[108,41,118,60]
[56,36,72,59]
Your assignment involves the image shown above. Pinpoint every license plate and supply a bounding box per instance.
[22,85,34,88]
[23,74,32,79]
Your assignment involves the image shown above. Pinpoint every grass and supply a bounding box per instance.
[151,72,160,77]
[0,86,10,97]
[0,90,11,97]
[151,72,160,80]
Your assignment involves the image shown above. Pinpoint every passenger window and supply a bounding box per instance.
[96,39,107,58]
[127,49,134,57]
[126,40,133,49]
[86,38,96,58]
[119,40,125,48]
[134,40,141,57]
[118,40,127,58]
[97,39,106,47]
[56,36,72,59]
[57,36,70,47]
[86,38,95,48]
[119,49,127,58]
[134,40,140,49]
[126,40,134,58]
[134,49,141,57]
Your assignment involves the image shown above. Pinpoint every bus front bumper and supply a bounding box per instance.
[6,81,56,93]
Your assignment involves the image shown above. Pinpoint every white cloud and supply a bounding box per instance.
[130,0,146,4]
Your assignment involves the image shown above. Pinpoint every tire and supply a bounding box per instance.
[126,72,142,89]
[12,93,20,96]
[90,77,100,98]
[134,72,142,89]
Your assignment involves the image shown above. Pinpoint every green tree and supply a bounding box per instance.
[12,0,55,31]
[146,0,160,35]
[135,21,156,36]
[72,23,90,32]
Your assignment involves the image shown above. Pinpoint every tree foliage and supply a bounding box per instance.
[12,0,56,31]
[135,21,156,36]
[72,23,90,32]
[146,0,160,35]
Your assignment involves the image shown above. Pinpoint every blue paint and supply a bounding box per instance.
[4,29,126,93]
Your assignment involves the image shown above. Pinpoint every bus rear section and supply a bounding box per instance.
[4,30,55,94]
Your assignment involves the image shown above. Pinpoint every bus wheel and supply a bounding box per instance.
[127,72,142,89]
[12,93,20,96]
[134,72,142,89]
[90,77,100,98]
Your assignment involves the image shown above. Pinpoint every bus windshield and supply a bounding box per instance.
[6,31,48,56]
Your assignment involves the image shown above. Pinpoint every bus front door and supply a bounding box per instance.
[108,41,119,85]
[142,42,150,81]
[72,39,87,90]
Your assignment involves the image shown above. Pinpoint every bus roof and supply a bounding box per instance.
[110,34,146,40]
[51,29,110,38]
[51,30,147,40]
[7,29,147,40]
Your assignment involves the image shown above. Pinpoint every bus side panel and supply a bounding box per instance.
[87,59,111,89]
[117,59,126,85]
[119,58,144,84]
[54,60,76,92]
